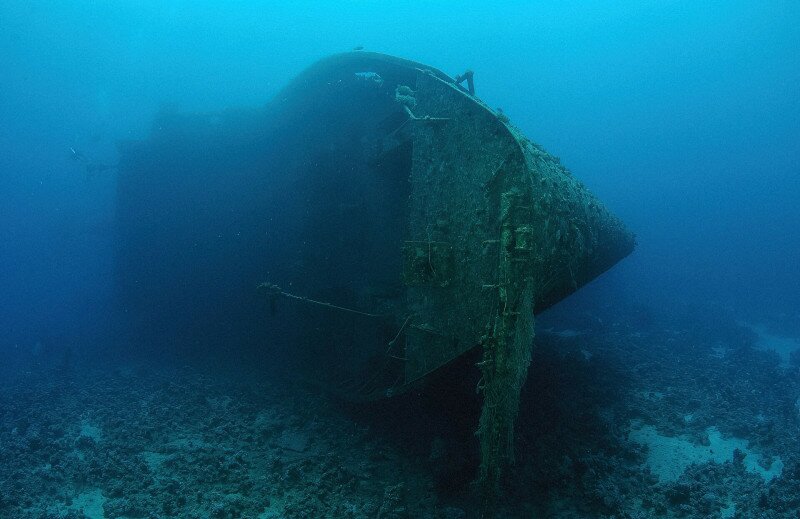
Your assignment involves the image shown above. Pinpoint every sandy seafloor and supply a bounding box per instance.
[2,305,799,518]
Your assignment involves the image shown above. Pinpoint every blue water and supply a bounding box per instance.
[2,2,799,517]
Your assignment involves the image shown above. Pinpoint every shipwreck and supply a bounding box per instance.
[116,52,635,507]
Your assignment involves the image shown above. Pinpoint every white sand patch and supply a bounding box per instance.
[69,488,105,519]
[258,496,286,519]
[272,429,310,453]
[741,322,800,368]
[79,421,103,441]
[141,451,169,473]
[629,422,783,483]
[720,500,736,518]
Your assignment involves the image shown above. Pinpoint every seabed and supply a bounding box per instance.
[2,302,798,518]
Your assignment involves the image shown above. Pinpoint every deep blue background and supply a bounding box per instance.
[1,1,798,363]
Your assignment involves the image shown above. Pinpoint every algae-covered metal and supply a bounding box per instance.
[116,51,634,507]
[259,52,634,500]
[265,52,633,393]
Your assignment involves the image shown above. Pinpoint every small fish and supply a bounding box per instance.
[69,147,87,162]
